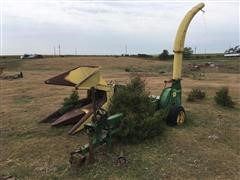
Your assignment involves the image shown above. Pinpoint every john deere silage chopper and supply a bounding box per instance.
[41,3,205,166]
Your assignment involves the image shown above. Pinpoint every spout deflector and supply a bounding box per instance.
[173,3,205,80]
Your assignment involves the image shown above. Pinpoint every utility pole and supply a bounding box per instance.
[53,46,56,56]
[75,48,77,56]
[125,44,128,55]
[194,46,197,54]
[58,44,61,56]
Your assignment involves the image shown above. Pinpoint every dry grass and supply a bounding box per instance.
[0,56,239,179]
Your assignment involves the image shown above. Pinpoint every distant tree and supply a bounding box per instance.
[159,49,170,60]
[183,47,193,59]
[137,54,153,58]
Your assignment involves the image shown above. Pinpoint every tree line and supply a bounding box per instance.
[159,47,193,60]
[122,47,194,60]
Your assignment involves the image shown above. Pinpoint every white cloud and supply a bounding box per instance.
[1,0,239,55]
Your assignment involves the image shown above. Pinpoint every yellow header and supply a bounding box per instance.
[65,67,108,90]
[172,3,205,80]
[45,66,109,91]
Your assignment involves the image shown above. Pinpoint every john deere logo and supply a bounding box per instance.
[172,92,177,97]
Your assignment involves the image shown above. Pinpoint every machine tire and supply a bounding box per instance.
[167,105,185,126]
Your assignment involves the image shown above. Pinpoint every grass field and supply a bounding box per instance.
[0,56,239,179]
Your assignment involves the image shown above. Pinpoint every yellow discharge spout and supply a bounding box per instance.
[173,3,205,80]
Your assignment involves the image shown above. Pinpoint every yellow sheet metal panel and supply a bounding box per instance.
[99,75,108,86]
[95,85,112,92]
[173,3,205,80]
[75,71,108,89]
[65,66,98,85]
[65,66,108,90]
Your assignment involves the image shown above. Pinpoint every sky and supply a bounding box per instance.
[0,0,239,55]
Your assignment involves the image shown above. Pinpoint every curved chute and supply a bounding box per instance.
[173,3,205,80]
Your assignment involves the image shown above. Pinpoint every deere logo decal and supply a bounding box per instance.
[172,92,177,97]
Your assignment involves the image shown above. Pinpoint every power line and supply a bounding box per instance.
[58,44,61,56]
[53,46,56,56]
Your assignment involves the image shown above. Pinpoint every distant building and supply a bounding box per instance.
[224,45,240,57]
[20,54,43,59]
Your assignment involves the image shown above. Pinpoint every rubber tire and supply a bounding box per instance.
[166,105,185,126]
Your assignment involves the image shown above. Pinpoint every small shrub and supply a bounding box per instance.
[214,87,234,108]
[192,72,205,80]
[124,67,143,73]
[125,67,130,72]
[109,76,166,143]
[187,88,206,102]
[141,109,167,139]
[59,91,82,114]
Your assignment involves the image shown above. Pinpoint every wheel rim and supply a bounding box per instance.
[177,111,185,125]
